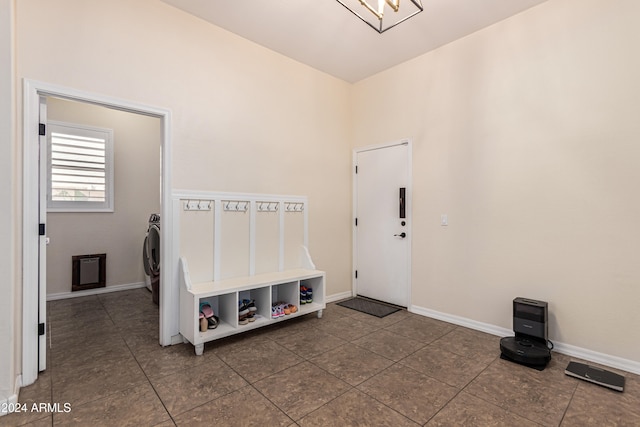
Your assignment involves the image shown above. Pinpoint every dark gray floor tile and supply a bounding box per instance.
[561,369,640,426]
[310,344,394,386]
[215,338,303,383]
[150,354,247,417]
[313,316,379,342]
[358,364,458,424]
[52,382,170,426]
[297,389,419,427]
[172,386,291,426]
[401,345,491,388]
[431,327,501,364]
[353,329,425,361]
[276,328,347,359]
[465,359,575,426]
[51,352,148,407]
[253,361,351,421]
[426,391,540,426]
[384,315,456,344]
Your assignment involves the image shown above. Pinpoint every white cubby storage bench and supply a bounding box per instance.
[174,191,325,355]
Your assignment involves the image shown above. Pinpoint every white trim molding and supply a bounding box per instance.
[352,138,413,307]
[46,282,147,301]
[0,374,19,417]
[411,304,640,376]
[326,290,354,304]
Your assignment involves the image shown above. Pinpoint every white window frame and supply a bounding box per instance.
[47,120,114,212]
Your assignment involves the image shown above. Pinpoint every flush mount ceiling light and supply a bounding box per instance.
[337,0,424,33]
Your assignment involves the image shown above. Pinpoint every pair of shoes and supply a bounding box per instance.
[276,301,299,316]
[286,303,298,314]
[239,300,257,325]
[271,303,285,319]
[200,302,219,330]
[271,302,298,318]
[300,286,313,304]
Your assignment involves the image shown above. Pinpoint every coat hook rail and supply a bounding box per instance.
[284,202,304,212]
[223,200,249,212]
[183,199,212,211]
[257,201,279,212]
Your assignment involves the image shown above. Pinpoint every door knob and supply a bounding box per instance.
[394,232,406,238]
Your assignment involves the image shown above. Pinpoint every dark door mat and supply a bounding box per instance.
[337,297,401,318]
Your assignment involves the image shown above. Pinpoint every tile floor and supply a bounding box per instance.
[2,288,639,426]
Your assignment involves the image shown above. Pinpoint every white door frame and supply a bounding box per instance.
[22,79,175,386]
[352,138,412,306]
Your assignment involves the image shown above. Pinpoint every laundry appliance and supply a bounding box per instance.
[143,213,160,304]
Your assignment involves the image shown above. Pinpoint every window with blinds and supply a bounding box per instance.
[47,121,114,212]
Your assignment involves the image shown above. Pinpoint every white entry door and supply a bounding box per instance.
[355,141,410,307]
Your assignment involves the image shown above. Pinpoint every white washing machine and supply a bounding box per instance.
[143,213,160,304]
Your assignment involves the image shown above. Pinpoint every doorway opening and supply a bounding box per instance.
[22,80,173,386]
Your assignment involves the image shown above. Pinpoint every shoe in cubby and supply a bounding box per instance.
[271,303,284,319]
[242,299,257,313]
[239,300,250,317]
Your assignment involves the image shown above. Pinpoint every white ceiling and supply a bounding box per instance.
[160,0,548,83]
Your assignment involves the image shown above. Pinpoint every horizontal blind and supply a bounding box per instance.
[50,131,107,202]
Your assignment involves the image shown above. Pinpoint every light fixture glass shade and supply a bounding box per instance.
[336,0,424,33]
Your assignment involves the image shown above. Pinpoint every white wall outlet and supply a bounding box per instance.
[441,214,448,226]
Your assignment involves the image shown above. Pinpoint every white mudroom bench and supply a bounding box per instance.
[175,191,325,355]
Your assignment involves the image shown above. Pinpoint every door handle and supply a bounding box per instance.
[394,232,406,238]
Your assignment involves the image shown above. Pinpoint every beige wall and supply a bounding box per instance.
[15,0,353,299]
[1,0,16,403]
[352,0,640,363]
[46,98,161,295]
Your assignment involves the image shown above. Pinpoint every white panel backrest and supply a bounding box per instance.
[219,205,250,280]
[173,191,309,282]
[255,209,280,274]
[283,209,305,270]
[179,204,214,283]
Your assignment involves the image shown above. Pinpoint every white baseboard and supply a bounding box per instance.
[0,375,20,417]
[170,334,184,346]
[552,341,640,376]
[326,290,353,303]
[410,305,512,338]
[47,282,147,301]
[411,304,640,376]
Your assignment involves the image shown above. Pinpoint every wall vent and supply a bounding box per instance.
[72,253,106,292]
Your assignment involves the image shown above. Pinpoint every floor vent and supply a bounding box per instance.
[72,253,106,292]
